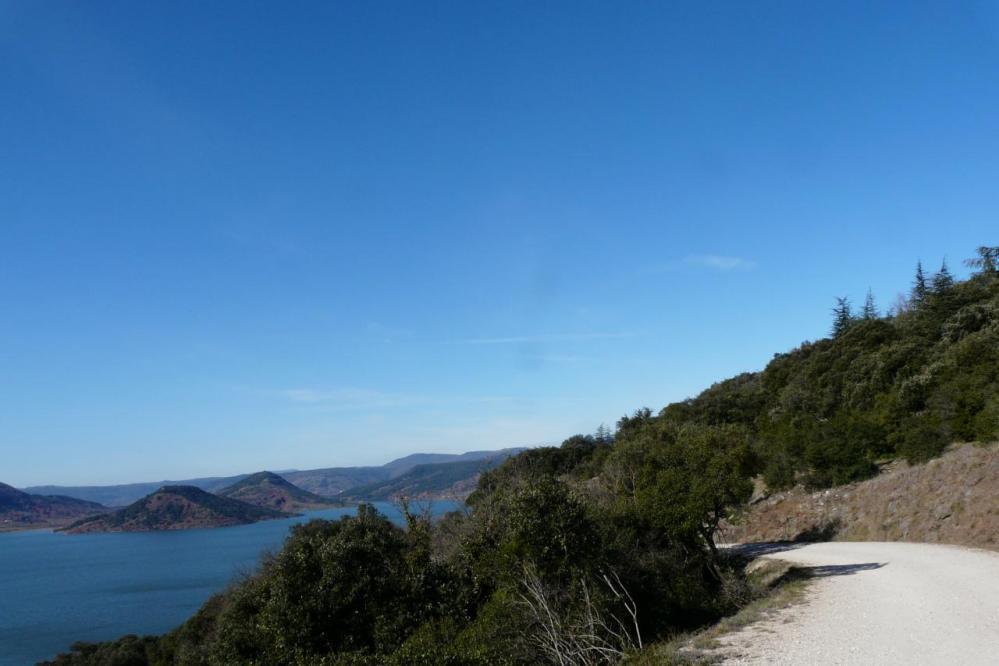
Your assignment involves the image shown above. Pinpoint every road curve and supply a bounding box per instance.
[718,541,999,665]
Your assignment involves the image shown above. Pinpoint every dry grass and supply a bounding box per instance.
[722,441,999,551]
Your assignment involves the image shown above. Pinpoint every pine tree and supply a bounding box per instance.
[932,259,955,293]
[964,246,999,275]
[862,288,878,319]
[594,424,612,445]
[911,261,928,305]
[831,296,853,337]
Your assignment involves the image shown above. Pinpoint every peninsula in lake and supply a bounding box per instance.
[60,485,287,534]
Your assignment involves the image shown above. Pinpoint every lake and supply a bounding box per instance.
[0,501,460,665]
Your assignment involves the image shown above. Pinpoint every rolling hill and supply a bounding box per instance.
[25,448,528,505]
[23,474,251,508]
[0,482,107,531]
[60,485,288,534]
[343,457,507,500]
[218,472,347,511]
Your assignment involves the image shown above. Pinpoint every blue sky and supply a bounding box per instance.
[2,1,997,486]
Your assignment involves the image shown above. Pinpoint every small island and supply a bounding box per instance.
[60,485,288,534]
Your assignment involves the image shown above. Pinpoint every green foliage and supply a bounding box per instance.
[831,296,854,337]
[210,504,448,663]
[605,422,754,552]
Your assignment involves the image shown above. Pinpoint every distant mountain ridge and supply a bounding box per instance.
[24,448,527,506]
[24,475,252,508]
[343,457,508,501]
[0,482,107,531]
[218,472,346,512]
[61,485,287,534]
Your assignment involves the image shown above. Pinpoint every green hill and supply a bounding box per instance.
[343,457,508,500]
[652,247,999,489]
[218,472,347,511]
[25,449,525,506]
[61,485,287,534]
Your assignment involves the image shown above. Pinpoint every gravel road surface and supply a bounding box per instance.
[717,541,999,665]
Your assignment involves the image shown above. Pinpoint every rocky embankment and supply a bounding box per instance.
[722,442,999,550]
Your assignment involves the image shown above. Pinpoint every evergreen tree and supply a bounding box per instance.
[964,246,999,275]
[594,424,612,444]
[831,296,853,337]
[932,259,955,293]
[862,288,878,319]
[911,261,928,304]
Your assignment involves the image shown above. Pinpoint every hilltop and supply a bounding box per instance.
[25,448,526,506]
[0,483,107,531]
[60,485,287,534]
[218,472,346,511]
[0,482,106,531]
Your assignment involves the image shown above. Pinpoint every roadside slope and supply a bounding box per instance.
[723,442,999,550]
[716,541,999,665]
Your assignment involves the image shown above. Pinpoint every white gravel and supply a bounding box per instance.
[717,541,999,665]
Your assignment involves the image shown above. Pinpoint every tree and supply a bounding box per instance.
[615,408,653,439]
[932,259,955,293]
[965,246,999,276]
[208,505,439,663]
[594,424,613,445]
[606,421,754,557]
[862,289,878,319]
[831,297,853,337]
[911,261,928,304]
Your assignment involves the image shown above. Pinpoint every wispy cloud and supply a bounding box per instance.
[683,254,757,271]
[456,332,634,345]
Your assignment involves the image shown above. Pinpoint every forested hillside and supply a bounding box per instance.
[661,246,999,489]
[46,247,999,665]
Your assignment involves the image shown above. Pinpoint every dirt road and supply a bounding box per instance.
[718,542,999,665]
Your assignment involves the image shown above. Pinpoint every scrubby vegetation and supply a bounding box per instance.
[664,246,999,488]
[45,247,999,665]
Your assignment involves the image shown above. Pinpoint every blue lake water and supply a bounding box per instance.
[0,501,460,665]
